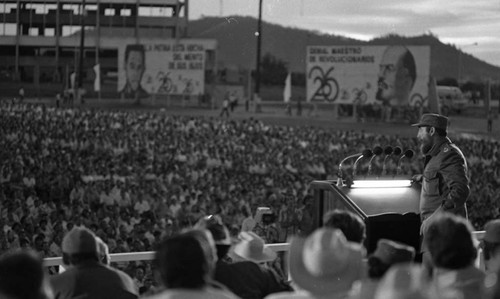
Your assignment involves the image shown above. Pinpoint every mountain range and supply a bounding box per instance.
[188,16,500,83]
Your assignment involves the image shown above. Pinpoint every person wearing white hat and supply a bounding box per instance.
[230,231,277,263]
[266,228,364,299]
[216,230,292,299]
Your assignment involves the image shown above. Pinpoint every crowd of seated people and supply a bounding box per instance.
[2,211,500,299]
[1,101,500,293]
[1,102,499,245]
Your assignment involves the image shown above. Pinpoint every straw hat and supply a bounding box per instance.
[230,231,276,263]
[289,228,364,296]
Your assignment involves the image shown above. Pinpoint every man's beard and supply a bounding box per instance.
[420,138,433,155]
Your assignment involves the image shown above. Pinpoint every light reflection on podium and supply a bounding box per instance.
[310,179,421,254]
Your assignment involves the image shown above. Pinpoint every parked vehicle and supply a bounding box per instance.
[437,86,467,115]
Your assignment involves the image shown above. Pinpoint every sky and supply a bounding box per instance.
[189,0,500,67]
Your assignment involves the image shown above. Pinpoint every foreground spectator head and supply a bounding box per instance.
[51,228,138,299]
[368,238,416,279]
[0,250,52,299]
[423,213,485,299]
[61,227,99,266]
[323,209,366,244]
[183,229,218,271]
[483,219,500,273]
[424,213,477,270]
[289,228,363,296]
[195,215,232,260]
[155,231,215,289]
[374,263,429,299]
[230,231,276,263]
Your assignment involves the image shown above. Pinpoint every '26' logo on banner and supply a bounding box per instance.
[308,66,339,102]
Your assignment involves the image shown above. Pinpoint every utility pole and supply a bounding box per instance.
[254,0,263,101]
[78,0,86,104]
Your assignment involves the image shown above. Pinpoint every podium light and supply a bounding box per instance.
[351,180,412,188]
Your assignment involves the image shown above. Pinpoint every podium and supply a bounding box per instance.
[310,180,421,254]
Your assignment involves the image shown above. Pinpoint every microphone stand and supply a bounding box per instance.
[337,153,362,186]
[367,147,383,177]
[381,155,390,177]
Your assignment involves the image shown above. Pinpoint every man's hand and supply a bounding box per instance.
[411,174,423,183]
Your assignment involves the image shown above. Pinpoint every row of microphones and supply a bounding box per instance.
[381,146,402,176]
[337,146,415,185]
[396,148,415,176]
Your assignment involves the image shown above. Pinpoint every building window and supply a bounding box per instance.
[44,28,55,36]
[62,26,80,36]
[28,28,39,36]
[0,24,17,36]
[120,8,131,16]
[104,8,115,16]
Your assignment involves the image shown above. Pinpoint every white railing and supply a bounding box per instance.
[43,242,291,267]
[44,233,486,266]
[44,232,486,267]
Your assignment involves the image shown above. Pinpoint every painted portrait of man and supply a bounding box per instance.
[376,45,416,106]
[120,44,149,99]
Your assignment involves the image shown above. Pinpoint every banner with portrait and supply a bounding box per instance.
[306,46,431,107]
[118,40,206,98]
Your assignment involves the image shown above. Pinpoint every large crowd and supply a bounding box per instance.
[1,101,499,254]
[1,101,500,298]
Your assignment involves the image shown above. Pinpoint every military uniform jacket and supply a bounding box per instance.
[420,136,470,229]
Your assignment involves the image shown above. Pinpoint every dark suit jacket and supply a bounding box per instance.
[50,261,138,299]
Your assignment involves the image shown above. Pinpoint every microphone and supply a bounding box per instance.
[352,149,373,178]
[380,146,393,176]
[337,152,365,185]
[337,149,372,185]
[367,146,383,177]
[393,146,402,156]
[396,149,415,176]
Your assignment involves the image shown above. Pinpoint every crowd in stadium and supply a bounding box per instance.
[1,101,500,297]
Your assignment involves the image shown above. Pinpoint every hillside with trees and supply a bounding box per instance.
[189,16,500,87]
